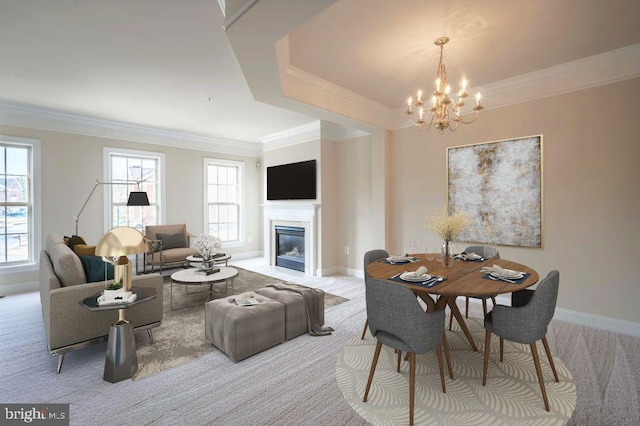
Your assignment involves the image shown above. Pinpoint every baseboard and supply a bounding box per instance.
[480,295,640,338]
[0,280,38,296]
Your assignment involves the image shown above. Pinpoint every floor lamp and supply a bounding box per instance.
[74,179,150,236]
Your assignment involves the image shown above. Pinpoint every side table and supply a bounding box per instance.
[186,253,231,267]
[80,287,157,383]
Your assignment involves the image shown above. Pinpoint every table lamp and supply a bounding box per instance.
[95,227,149,292]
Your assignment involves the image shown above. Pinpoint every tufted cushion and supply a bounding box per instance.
[48,239,87,286]
[80,255,114,283]
[156,232,186,249]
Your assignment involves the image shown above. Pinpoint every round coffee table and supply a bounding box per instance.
[186,253,231,267]
[170,266,238,310]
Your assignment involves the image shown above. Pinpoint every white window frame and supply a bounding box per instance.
[203,158,244,248]
[0,135,41,274]
[103,147,165,233]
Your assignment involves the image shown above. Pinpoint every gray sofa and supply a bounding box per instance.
[40,233,164,373]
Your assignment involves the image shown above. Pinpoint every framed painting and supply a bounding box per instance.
[447,135,543,248]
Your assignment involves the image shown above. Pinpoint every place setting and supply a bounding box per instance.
[388,265,447,288]
[481,264,530,284]
[379,254,420,264]
[453,251,485,262]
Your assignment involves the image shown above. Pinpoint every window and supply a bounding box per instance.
[0,136,40,269]
[205,159,243,244]
[105,148,164,233]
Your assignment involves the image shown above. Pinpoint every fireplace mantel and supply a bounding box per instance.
[263,203,319,275]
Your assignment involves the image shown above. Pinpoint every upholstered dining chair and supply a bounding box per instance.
[363,277,447,426]
[482,270,560,412]
[361,249,389,340]
[449,245,500,330]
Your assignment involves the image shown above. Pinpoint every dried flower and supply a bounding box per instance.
[424,208,471,242]
[194,234,222,259]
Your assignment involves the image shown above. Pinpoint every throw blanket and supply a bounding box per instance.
[267,283,334,336]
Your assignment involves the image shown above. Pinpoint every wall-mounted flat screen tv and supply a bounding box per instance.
[267,160,317,200]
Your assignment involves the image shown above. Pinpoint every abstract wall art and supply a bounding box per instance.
[447,135,543,248]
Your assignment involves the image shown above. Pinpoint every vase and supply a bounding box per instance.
[202,258,215,271]
[441,241,454,268]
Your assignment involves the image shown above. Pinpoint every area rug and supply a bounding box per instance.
[336,317,577,425]
[133,266,348,381]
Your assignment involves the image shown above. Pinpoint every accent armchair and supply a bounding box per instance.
[144,224,198,273]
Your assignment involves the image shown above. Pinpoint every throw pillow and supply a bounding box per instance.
[156,232,186,249]
[73,244,96,257]
[65,235,87,251]
[80,256,115,283]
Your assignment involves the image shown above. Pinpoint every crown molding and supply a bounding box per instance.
[320,121,370,142]
[260,121,321,150]
[276,36,396,131]
[0,103,263,157]
[391,43,640,129]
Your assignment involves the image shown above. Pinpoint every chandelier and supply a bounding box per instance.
[405,37,483,134]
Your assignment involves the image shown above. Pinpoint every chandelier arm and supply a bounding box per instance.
[457,110,481,125]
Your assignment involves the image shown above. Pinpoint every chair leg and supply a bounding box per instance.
[482,330,491,385]
[56,353,65,374]
[397,350,402,373]
[500,337,504,362]
[435,343,446,393]
[441,333,454,380]
[465,296,469,319]
[363,341,383,402]
[542,336,560,382]
[409,352,416,426]
[530,342,551,412]
[147,329,154,344]
[361,319,369,340]
[482,299,488,316]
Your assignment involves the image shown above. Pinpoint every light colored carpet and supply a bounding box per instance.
[135,267,347,380]
[0,257,638,425]
[337,318,576,425]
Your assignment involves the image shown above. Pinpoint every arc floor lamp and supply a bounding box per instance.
[74,179,150,235]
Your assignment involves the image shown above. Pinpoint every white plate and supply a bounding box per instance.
[400,272,431,282]
[490,271,524,279]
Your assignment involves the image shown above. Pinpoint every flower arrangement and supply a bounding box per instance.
[194,234,222,260]
[424,207,471,242]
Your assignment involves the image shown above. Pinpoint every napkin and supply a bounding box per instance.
[455,251,484,261]
[481,264,523,278]
[402,266,429,278]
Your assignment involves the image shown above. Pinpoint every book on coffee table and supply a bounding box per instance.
[194,268,220,276]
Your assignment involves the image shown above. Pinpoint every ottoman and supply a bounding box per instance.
[255,287,307,341]
[255,285,325,340]
[205,291,285,362]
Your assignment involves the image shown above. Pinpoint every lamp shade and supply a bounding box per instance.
[127,191,150,206]
[95,227,149,257]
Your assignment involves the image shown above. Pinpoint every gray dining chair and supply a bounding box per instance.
[361,249,389,340]
[482,270,560,412]
[449,245,500,330]
[363,277,446,426]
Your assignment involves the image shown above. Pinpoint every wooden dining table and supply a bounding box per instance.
[366,254,539,352]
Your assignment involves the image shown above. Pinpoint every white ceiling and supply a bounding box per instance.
[1,0,639,146]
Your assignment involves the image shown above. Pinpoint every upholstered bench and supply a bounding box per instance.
[255,286,309,341]
[205,291,285,362]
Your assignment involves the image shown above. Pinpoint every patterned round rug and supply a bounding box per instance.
[336,317,576,425]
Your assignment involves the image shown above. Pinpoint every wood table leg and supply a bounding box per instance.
[447,297,477,351]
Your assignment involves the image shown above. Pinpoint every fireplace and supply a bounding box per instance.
[275,225,305,272]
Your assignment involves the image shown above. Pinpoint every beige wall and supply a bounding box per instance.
[387,77,640,323]
[0,124,262,293]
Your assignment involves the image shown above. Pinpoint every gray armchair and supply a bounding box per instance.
[144,224,198,273]
[449,245,500,330]
[363,277,446,426]
[360,249,389,339]
[482,270,560,412]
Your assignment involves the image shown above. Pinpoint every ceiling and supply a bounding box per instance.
[1,0,639,146]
